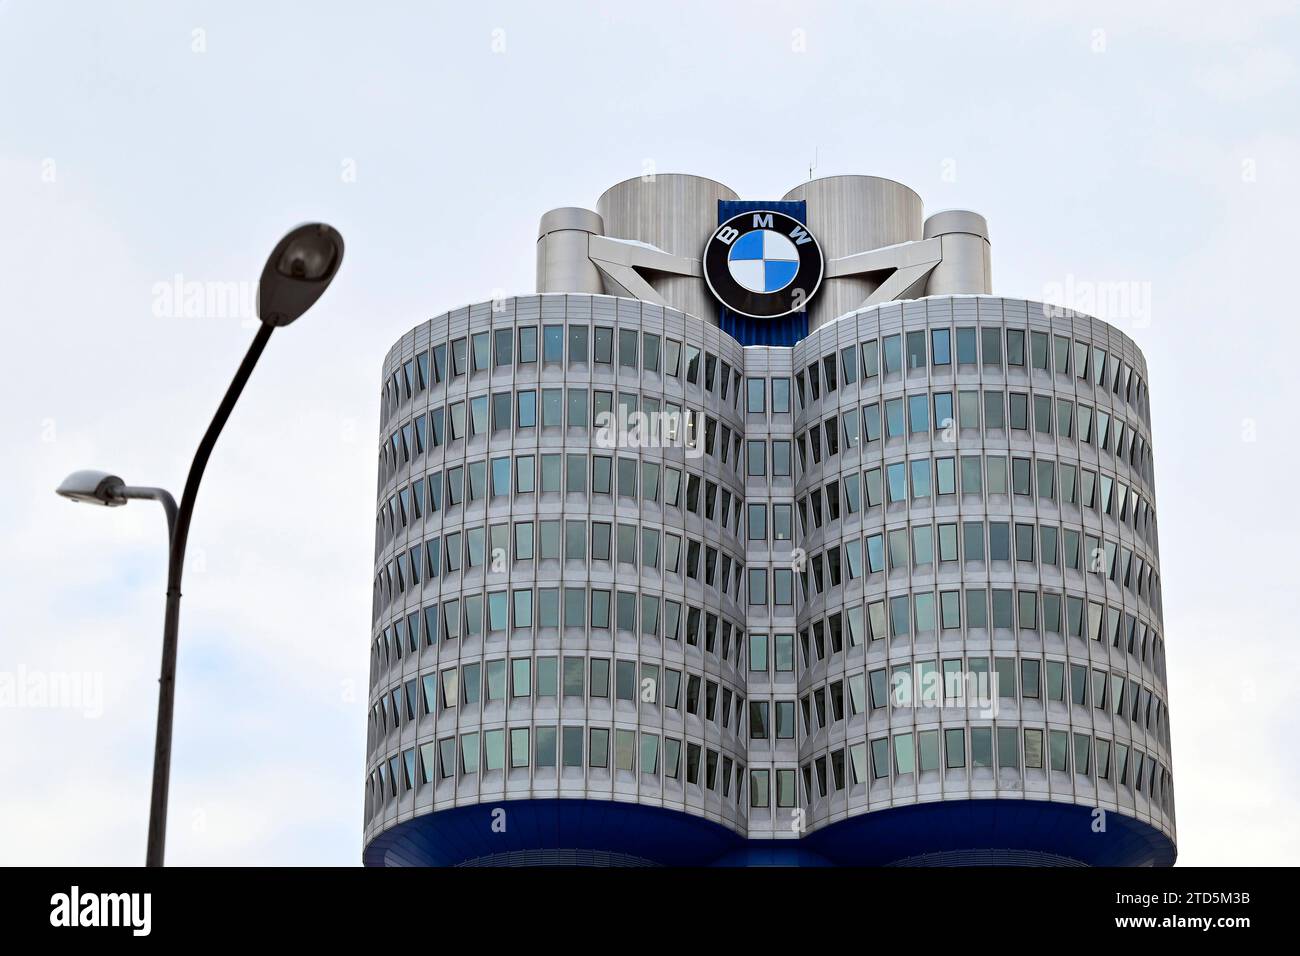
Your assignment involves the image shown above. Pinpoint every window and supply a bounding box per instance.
[882,335,902,374]
[486,660,506,701]
[773,504,792,541]
[910,459,931,499]
[535,657,557,698]
[1049,730,1069,772]
[518,326,538,364]
[493,328,512,367]
[945,728,965,769]
[663,339,681,377]
[870,738,889,780]
[894,732,915,775]
[932,328,951,366]
[956,327,977,364]
[776,700,795,739]
[592,456,612,495]
[589,728,609,768]
[472,332,490,372]
[906,331,927,369]
[510,658,531,698]
[981,327,1003,368]
[829,348,853,389]
[684,345,700,384]
[592,326,613,364]
[640,733,659,776]
[1009,392,1029,431]
[566,325,592,361]
[460,732,480,775]
[1006,328,1025,366]
[771,378,791,414]
[861,340,879,378]
[993,726,1018,769]
[517,390,537,429]
[1030,331,1049,370]
[983,390,1006,430]
[616,659,636,701]
[772,440,792,477]
[908,394,929,433]
[885,398,905,438]
[1074,733,1091,776]
[1025,729,1043,769]
[562,657,584,697]
[775,633,794,671]
[542,325,564,363]
[862,404,881,443]
[618,329,637,368]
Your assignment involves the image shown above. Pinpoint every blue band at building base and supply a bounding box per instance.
[364,798,1175,867]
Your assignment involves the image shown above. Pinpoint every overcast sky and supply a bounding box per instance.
[1,0,1296,866]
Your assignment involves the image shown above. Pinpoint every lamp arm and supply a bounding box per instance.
[120,486,178,543]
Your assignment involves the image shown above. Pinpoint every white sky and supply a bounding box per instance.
[1,0,1296,865]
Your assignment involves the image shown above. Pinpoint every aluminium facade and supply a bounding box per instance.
[363,174,1176,866]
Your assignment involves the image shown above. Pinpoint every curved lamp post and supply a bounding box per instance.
[56,223,344,866]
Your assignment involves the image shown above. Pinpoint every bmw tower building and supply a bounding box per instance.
[364,174,1176,867]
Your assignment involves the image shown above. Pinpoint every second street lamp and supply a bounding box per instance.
[56,223,344,867]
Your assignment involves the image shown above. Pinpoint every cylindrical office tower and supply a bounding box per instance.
[775,297,1173,866]
[363,176,1175,867]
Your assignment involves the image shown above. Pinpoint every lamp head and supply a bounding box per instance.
[257,223,344,327]
[56,470,127,506]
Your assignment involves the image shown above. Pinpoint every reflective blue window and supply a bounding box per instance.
[956,327,977,363]
[933,392,954,431]
[885,399,905,437]
[931,328,951,366]
[882,335,902,374]
[517,390,536,428]
[908,394,929,433]
[886,462,907,502]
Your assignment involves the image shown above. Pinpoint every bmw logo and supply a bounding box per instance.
[703,210,824,319]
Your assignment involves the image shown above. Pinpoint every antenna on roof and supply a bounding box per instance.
[809,147,818,181]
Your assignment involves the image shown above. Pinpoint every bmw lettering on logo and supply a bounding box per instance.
[703,210,824,319]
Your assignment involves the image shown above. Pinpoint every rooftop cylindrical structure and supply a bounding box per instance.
[596,174,739,322]
[782,175,925,331]
[536,207,605,295]
[923,209,992,297]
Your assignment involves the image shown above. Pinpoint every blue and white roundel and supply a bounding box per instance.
[702,209,823,319]
[727,229,801,294]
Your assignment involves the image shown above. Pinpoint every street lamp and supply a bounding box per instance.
[56,223,344,866]
[56,470,178,538]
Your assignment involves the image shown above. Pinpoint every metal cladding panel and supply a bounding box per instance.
[716,199,809,347]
